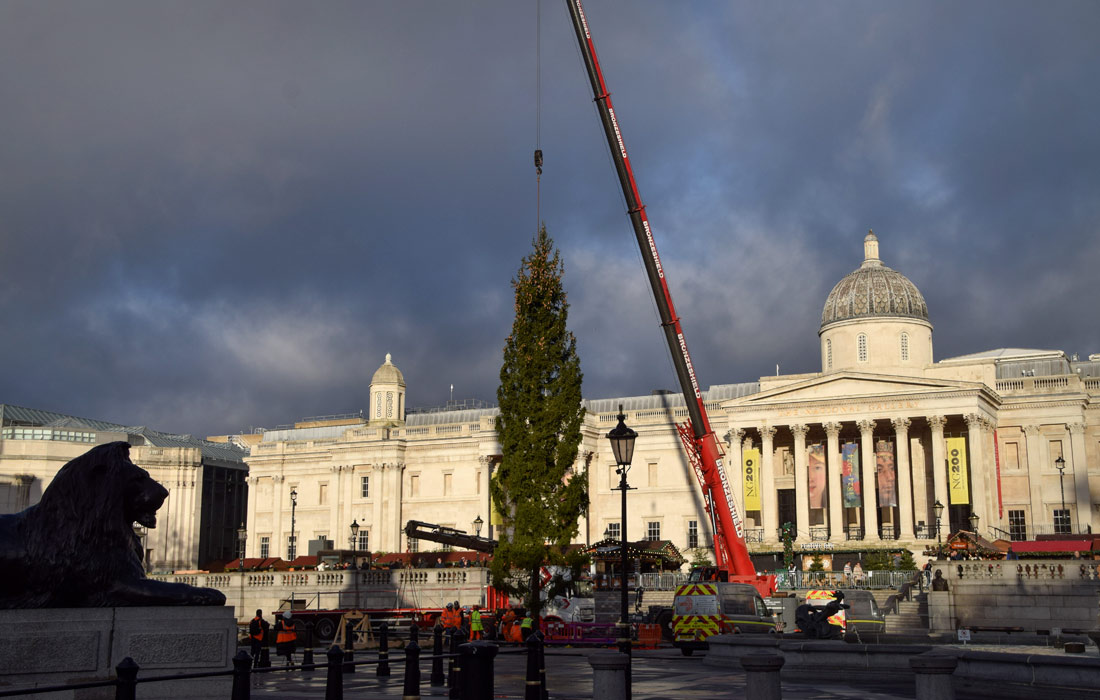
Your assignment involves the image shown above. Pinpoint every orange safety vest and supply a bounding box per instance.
[250,616,264,641]
[443,609,457,628]
[276,620,297,644]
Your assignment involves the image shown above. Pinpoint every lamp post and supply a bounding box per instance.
[933,500,944,559]
[473,514,483,537]
[237,523,247,572]
[606,405,637,675]
[968,512,979,536]
[349,519,361,609]
[289,488,298,561]
[1055,455,1067,532]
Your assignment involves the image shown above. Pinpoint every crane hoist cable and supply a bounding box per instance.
[534,0,543,233]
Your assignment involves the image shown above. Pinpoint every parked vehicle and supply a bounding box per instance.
[799,589,886,634]
[672,582,775,655]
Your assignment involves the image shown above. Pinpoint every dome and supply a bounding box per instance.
[820,231,928,330]
[371,353,405,387]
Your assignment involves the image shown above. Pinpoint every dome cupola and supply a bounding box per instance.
[369,353,406,425]
[821,230,929,329]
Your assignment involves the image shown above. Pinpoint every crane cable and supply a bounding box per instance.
[533,0,543,234]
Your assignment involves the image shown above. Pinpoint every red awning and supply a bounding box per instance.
[1010,540,1095,553]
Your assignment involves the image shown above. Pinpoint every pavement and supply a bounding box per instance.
[249,646,924,699]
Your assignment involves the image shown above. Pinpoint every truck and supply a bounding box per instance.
[562,0,775,601]
[672,582,777,655]
[403,520,596,625]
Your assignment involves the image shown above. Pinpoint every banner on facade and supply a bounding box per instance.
[946,436,970,505]
[841,442,862,507]
[743,448,761,511]
[875,440,898,507]
[808,444,826,509]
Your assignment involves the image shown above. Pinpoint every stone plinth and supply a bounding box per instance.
[0,607,235,699]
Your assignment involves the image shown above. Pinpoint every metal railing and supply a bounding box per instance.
[844,526,864,541]
[637,572,688,591]
[809,527,830,541]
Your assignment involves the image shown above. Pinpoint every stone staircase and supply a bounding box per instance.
[885,592,929,633]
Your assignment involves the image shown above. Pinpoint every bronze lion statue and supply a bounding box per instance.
[0,441,226,608]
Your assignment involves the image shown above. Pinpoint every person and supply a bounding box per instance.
[248,609,266,669]
[843,561,852,585]
[1006,547,1018,560]
[441,602,457,632]
[922,560,932,587]
[808,446,827,509]
[519,610,534,641]
[500,607,517,642]
[454,601,463,630]
[274,611,297,669]
[469,605,483,641]
[852,561,863,586]
[435,557,444,568]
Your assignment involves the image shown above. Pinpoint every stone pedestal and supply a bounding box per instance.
[0,607,235,699]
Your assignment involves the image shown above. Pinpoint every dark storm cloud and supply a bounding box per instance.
[1,1,1097,438]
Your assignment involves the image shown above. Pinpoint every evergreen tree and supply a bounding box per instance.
[490,226,587,617]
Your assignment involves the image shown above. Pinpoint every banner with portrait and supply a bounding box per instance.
[875,440,898,507]
[946,437,970,505]
[841,442,862,507]
[807,444,826,509]
[742,448,761,511]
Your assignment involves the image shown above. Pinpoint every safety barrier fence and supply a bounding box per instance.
[0,625,549,700]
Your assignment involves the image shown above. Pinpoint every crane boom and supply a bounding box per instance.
[563,0,759,583]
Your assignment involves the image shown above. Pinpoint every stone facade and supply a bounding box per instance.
[242,234,1099,564]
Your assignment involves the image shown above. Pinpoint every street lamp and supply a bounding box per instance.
[932,500,944,559]
[289,488,298,561]
[1055,455,1067,532]
[968,512,979,535]
[606,404,637,672]
[349,519,361,608]
[349,519,360,552]
[473,514,484,537]
[237,523,247,572]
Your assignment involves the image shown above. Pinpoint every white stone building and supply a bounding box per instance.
[238,232,1097,564]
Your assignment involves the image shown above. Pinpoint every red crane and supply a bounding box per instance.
[563,0,774,596]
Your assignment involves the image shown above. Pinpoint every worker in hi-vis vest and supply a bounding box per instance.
[274,611,297,668]
[469,605,483,640]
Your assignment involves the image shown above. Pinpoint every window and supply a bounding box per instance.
[1049,440,1064,467]
[408,537,419,553]
[1004,443,1020,470]
[1,427,95,443]
[857,333,868,363]
[900,333,909,361]
[358,530,369,551]
[375,393,382,418]
[687,520,699,549]
[361,476,369,498]
[1054,509,1071,535]
[606,523,621,541]
[319,483,328,505]
[826,339,833,370]
[648,462,658,487]
[1007,510,1027,541]
[259,536,270,558]
[444,473,453,496]
[410,474,420,498]
[386,391,393,418]
[646,521,661,541]
[287,534,297,559]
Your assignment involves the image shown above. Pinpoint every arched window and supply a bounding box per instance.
[858,333,868,363]
[826,339,833,370]
[900,333,910,362]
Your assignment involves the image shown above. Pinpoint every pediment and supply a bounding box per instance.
[724,371,984,408]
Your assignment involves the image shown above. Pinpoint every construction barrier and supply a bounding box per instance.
[635,623,661,650]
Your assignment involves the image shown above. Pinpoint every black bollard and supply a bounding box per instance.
[524,632,541,700]
[344,617,356,673]
[537,631,548,700]
[431,624,445,686]
[377,621,391,677]
[325,645,344,700]
[231,649,252,700]
[447,629,462,699]
[302,622,315,675]
[410,623,420,644]
[114,657,138,700]
[258,645,271,669]
[402,637,421,700]
[459,641,498,700]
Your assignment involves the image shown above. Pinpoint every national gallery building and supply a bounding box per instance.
[242,232,1098,565]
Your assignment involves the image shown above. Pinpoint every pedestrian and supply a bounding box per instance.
[843,561,852,585]
[469,605,483,641]
[500,607,517,642]
[435,557,444,568]
[274,611,297,669]
[921,560,932,587]
[852,562,863,587]
[442,602,457,632]
[453,601,463,630]
[248,608,266,669]
[519,610,534,641]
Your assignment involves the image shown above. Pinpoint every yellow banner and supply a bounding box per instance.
[946,437,970,505]
[743,448,761,511]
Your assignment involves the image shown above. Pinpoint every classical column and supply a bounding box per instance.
[725,429,746,528]
[760,426,779,541]
[330,465,343,538]
[479,456,494,538]
[388,463,406,551]
[824,422,843,539]
[371,464,385,549]
[791,424,809,539]
[929,416,949,534]
[965,414,988,530]
[858,419,879,541]
[1023,425,1043,535]
[245,476,260,558]
[892,418,915,539]
[272,474,285,558]
[1068,423,1093,532]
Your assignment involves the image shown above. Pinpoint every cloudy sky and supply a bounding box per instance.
[2,1,1098,439]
